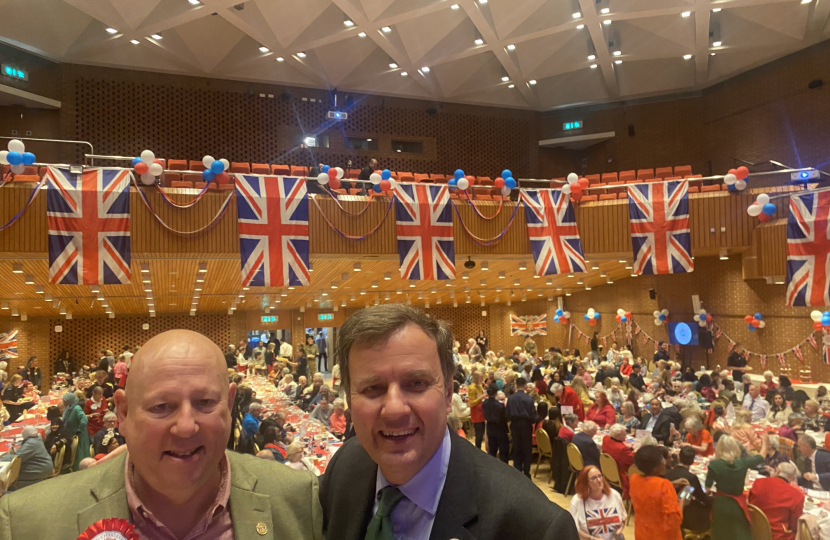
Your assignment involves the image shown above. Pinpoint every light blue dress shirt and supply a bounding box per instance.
[374,428,452,540]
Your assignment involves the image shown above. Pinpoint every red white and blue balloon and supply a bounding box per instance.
[0,139,36,176]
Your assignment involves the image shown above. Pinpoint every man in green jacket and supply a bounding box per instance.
[0,329,323,540]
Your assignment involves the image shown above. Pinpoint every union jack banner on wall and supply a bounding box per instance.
[520,189,586,276]
[394,184,455,280]
[785,191,830,306]
[46,166,132,284]
[627,179,694,275]
[236,175,309,287]
[0,330,18,360]
[510,314,547,337]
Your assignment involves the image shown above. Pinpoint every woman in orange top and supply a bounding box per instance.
[630,445,687,540]
[683,417,715,457]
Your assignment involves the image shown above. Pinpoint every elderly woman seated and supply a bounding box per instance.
[681,417,715,457]
[285,441,311,471]
[1,426,53,490]
[329,399,347,438]
[779,413,804,442]
[731,409,764,453]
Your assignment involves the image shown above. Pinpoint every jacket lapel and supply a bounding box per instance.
[429,433,479,540]
[76,452,131,534]
[228,453,275,540]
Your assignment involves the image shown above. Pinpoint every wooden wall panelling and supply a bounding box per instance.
[309,197,397,256]
[755,220,788,278]
[451,200,531,256]
[0,316,50,391]
[574,200,631,257]
[0,184,47,253]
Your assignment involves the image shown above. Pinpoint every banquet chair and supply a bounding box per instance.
[533,428,553,481]
[799,518,816,540]
[62,435,79,474]
[49,445,65,478]
[682,529,711,540]
[1,456,21,491]
[625,463,643,525]
[748,504,773,540]
[565,443,584,496]
[600,453,633,520]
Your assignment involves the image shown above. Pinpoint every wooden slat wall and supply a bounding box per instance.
[756,220,788,277]
[309,196,396,256]
[0,183,46,252]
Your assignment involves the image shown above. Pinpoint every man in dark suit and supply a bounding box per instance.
[320,304,577,540]
[797,435,830,490]
[628,363,646,392]
[482,384,509,463]
[572,420,600,468]
[653,341,670,365]
[506,377,536,477]
[665,446,712,532]
[639,398,681,444]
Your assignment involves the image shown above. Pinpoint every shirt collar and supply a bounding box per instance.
[376,427,452,515]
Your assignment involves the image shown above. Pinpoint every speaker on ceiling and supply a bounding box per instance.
[648,288,656,300]
[426,108,438,115]
[809,79,823,89]
[628,124,635,137]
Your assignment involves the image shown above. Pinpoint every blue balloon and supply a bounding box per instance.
[554,315,560,323]
[6,151,22,165]
[373,183,382,193]
[754,313,763,321]
[448,179,458,188]
[584,314,590,321]
[202,169,215,181]
[22,152,35,165]
[454,169,465,180]
[727,184,736,192]
[210,160,224,174]
[748,324,756,332]
[658,314,666,321]
[594,313,601,319]
[381,169,391,180]
[556,309,563,316]
[824,311,830,319]
[501,169,512,180]
[762,203,776,216]
[505,177,517,189]
[322,165,330,173]
[822,316,830,326]
[620,316,627,323]
[132,157,142,166]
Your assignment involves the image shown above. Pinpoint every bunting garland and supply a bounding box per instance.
[728,340,736,353]
[759,354,767,370]
[625,322,633,349]
[777,353,787,369]
[808,334,818,351]
[793,344,804,364]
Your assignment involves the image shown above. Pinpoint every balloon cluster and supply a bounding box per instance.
[0,139,37,175]
[693,309,713,328]
[554,308,571,325]
[368,169,397,193]
[723,166,749,192]
[199,155,230,184]
[615,308,632,323]
[810,310,830,331]
[745,312,766,331]
[132,150,166,186]
[653,309,670,326]
[561,173,589,202]
[746,193,775,222]
[583,308,601,326]
[316,165,345,190]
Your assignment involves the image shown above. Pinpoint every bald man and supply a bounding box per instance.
[0,330,323,540]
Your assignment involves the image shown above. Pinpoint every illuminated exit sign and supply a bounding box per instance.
[318,313,333,321]
[2,64,28,81]
[563,120,583,131]
[261,315,278,323]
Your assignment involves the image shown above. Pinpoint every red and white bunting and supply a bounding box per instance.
[792,344,804,364]
[642,333,650,346]
[602,336,607,348]
[714,328,723,340]
[759,354,767,370]
[777,353,787,369]
[808,334,818,351]
[728,340,736,353]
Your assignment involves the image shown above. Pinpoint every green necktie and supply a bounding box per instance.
[364,486,406,540]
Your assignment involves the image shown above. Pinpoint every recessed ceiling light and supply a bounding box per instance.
[683,54,693,60]
[710,52,716,56]
[188,0,200,4]
[613,50,621,56]
[451,3,459,8]
[588,54,596,60]
[529,79,537,85]
[712,40,722,47]
[601,7,610,14]
[576,24,585,29]
[801,0,812,4]
[130,39,140,45]
[681,11,691,17]
[506,44,516,51]
[590,63,598,69]
[381,26,392,33]
[151,34,162,40]
[401,71,408,76]
[712,7,722,12]
[259,46,269,53]
[297,51,306,58]
[343,19,354,27]
[479,0,487,3]
[421,66,430,73]
[572,12,581,18]
[474,38,484,45]
[389,62,398,68]
[501,76,509,82]
[106,27,118,34]
[508,84,515,88]
[603,19,611,25]
[358,31,367,37]
[276,56,284,62]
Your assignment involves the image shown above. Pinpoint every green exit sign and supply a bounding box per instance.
[261,315,278,323]
[2,64,28,81]
[563,121,583,131]
[318,313,333,321]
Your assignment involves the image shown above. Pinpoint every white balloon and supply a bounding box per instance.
[335,167,344,180]
[7,139,24,153]
[202,155,215,169]
[588,308,595,315]
[0,151,7,165]
[317,173,329,185]
[693,315,700,322]
[724,173,737,186]
[653,310,660,318]
[389,178,398,190]
[561,184,571,195]
[457,178,470,190]
[564,311,571,318]
[699,320,707,327]
[811,310,823,322]
[140,149,155,165]
[140,172,155,185]
[661,309,669,316]
[756,194,770,206]
[747,203,762,217]
[369,173,382,185]
[700,309,706,315]
[10,164,25,174]
[567,173,578,185]
[501,186,511,196]
[149,163,163,177]
[735,179,747,190]
[758,320,766,328]
[617,309,625,316]
[654,319,662,326]
[220,159,230,171]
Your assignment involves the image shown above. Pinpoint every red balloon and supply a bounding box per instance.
[751,319,760,328]
[728,168,737,176]
[615,315,621,322]
[561,318,569,324]
[744,315,753,323]
[572,192,583,202]
[494,177,505,188]
[706,314,713,322]
[758,213,770,222]
[625,312,632,319]
[589,318,597,326]
[327,168,338,180]
[215,172,230,184]
[577,178,589,189]
[135,162,149,174]
[465,175,476,185]
[736,166,749,180]
[571,183,582,194]
[329,177,341,190]
[814,321,824,330]
[379,180,391,192]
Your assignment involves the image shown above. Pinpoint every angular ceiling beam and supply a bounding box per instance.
[694,0,711,85]
[576,0,619,98]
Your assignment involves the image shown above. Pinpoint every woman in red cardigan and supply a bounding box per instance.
[586,390,616,428]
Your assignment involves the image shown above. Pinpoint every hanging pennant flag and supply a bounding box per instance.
[509,314,547,337]
[777,353,787,369]
[642,334,650,346]
[46,166,132,284]
[785,190,830,306]
[0,330,18,360]
[627,179,694,275]
[626,323,633,349]
[521,189,586,276]
[394,184,455,280]
[759,354,767,370]
[728,340,736,353]
[602,336,607,348]
[808,334,819,351]
[793,344,805,364]
[236,175,310,287]
[714,327,723,340]
[634,326,642,335]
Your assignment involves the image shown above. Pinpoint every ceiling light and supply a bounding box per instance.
[615,60,622,64]
[519,261,527,270]
[479,0,488,4]
[409,281,416,288]
[462,272,469,280]
[353,262,361,272]
[585,286,592,291]
[331,282,338,289]
[712,7,721,11]
[613,50,621,56]
[130,39,139,45]
[389,62,398,68]
[572,12,581,18]
[681,11,691,17]
[802,0,812,4]
[106,27,118,34]
[401,71,408,76]
[12,264,22,273]
[502,76,510,82]
[498,271,505,279]
[188,0,200,4]
[683,54,692,60]
[421,66,430,73]
[529,79,537,85]
[719,249,729,260]
[576,24,585,29]
[198,262,207,273]
[507,84,514,88]
[588,54,596,60]
[344,19,354,27]
[451,3,460,8]
[140,263,150,273]
[712,40,722,47]
[474,38,484,45]
[24,274,34,284]
[506,44,516,51]
[297,51,306,58]
[276,56,284,62]
[590,64,598,69]
[151,34,162,40]
[358,31,367,37]
[603,19,611,25]
[259,46,269,53]
[710,52,716,56]
[35,286,44,294]
[381,26,392,33]
[601,7,610,14]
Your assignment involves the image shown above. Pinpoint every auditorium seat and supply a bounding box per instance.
[606,181,625,195]
[477,177,493,186]
[168,159,188,171]
[414,173,430,183]
[171,180,194,188]
[348,188,363,196]
[398,173,415,183]
[700,184,721,193]
[674,165,692,177]
[189,160,205,171]
[231,162,250,174]
[12,175,39,183]
[348,169,361,179]
[686,174,703,193]
[164,173,181,185]
[655,167,674,179]
[193,181,218,190]
[218,183,235,191]
[290,166,308,177]
[332,188,347,195]
[619,170,636,183]
[591,183,607,194]
[618,192,628,199]
[586,174,601,185]
[601,172,618,184]
[474,193,492,201]
[272,165,290,176]
[637,169,654,180]
[38,166,49,177]
[183,173,202,183]
[430,174,446,183]
[580,195,598,202]
[598,193,617,201]
[251,163,270,174]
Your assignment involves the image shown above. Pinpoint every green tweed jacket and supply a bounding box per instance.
[0,450,323,540]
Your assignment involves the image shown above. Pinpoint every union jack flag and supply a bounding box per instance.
[521,189,585,276]
[585,506,621,536]
[808,334,818,351]
[236,175,309,287]
[0,331,18,360]
[46,166,131,284]
[394,184,455,280]
[759,354,767,370]
[510,314,547,337]
[627,179,693,275]
[785,191,830,306]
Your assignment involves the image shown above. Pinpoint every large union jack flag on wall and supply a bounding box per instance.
[521,189,586,276]
[627,179,693,275]
[394,184,455,280]
[785,191,830,306]
[0,330,18,361]
[46,166,132,285]
[510,314,547,337]
[236,175,309,287]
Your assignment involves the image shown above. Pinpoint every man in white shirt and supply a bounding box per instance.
[121,345,134,369]
[742,383,770,422]
[606,342,620,363]
[279,338,293,360]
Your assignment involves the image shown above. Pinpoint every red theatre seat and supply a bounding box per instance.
[601,172,618,184]
[168,159,188,171]
[477,177,493,186]
[619,170,636,183]
[290,166,308,177]
[637,169,654,180]
[171,180,194,188]
[686,174,703,193]
[606,181,625,195]
[586,174,601,185]
[430,174,447,183]
[655,167,674,179]
[700,184,721,193]
[674,165,693,178]
[414,173,430,183]
[398,173,415,183]
[598,193,618,201]
[193,182,219,190]
[231,162,250,174]
[251,163,270,174]
[580,195,598,203]
[591,183,608,195]
[272,165,290,176]
[189,160,205,172]
[618,192,628,199]
[348,169,361,179]
[164,173,181,186]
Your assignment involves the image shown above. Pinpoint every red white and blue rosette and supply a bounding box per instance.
[77,519,140,540]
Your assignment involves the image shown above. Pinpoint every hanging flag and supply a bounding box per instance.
[236,175,310,287]
[625,323,633,349]
[759,354,767,370]
[714,327,723,340]
[521,189,586,276]
[627,179,693,275]
[0,330,18,360]
[510,314,547,337]
[793,344,805,364]
[602,336,607,348]
[777,353,787,369]
[394,184,455,280]
[642,334,649,346]
[808,334,818,351]
[46,166,132,284]
[728,340,736,353]
[635,326,641,335]
[785,191,830,306]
